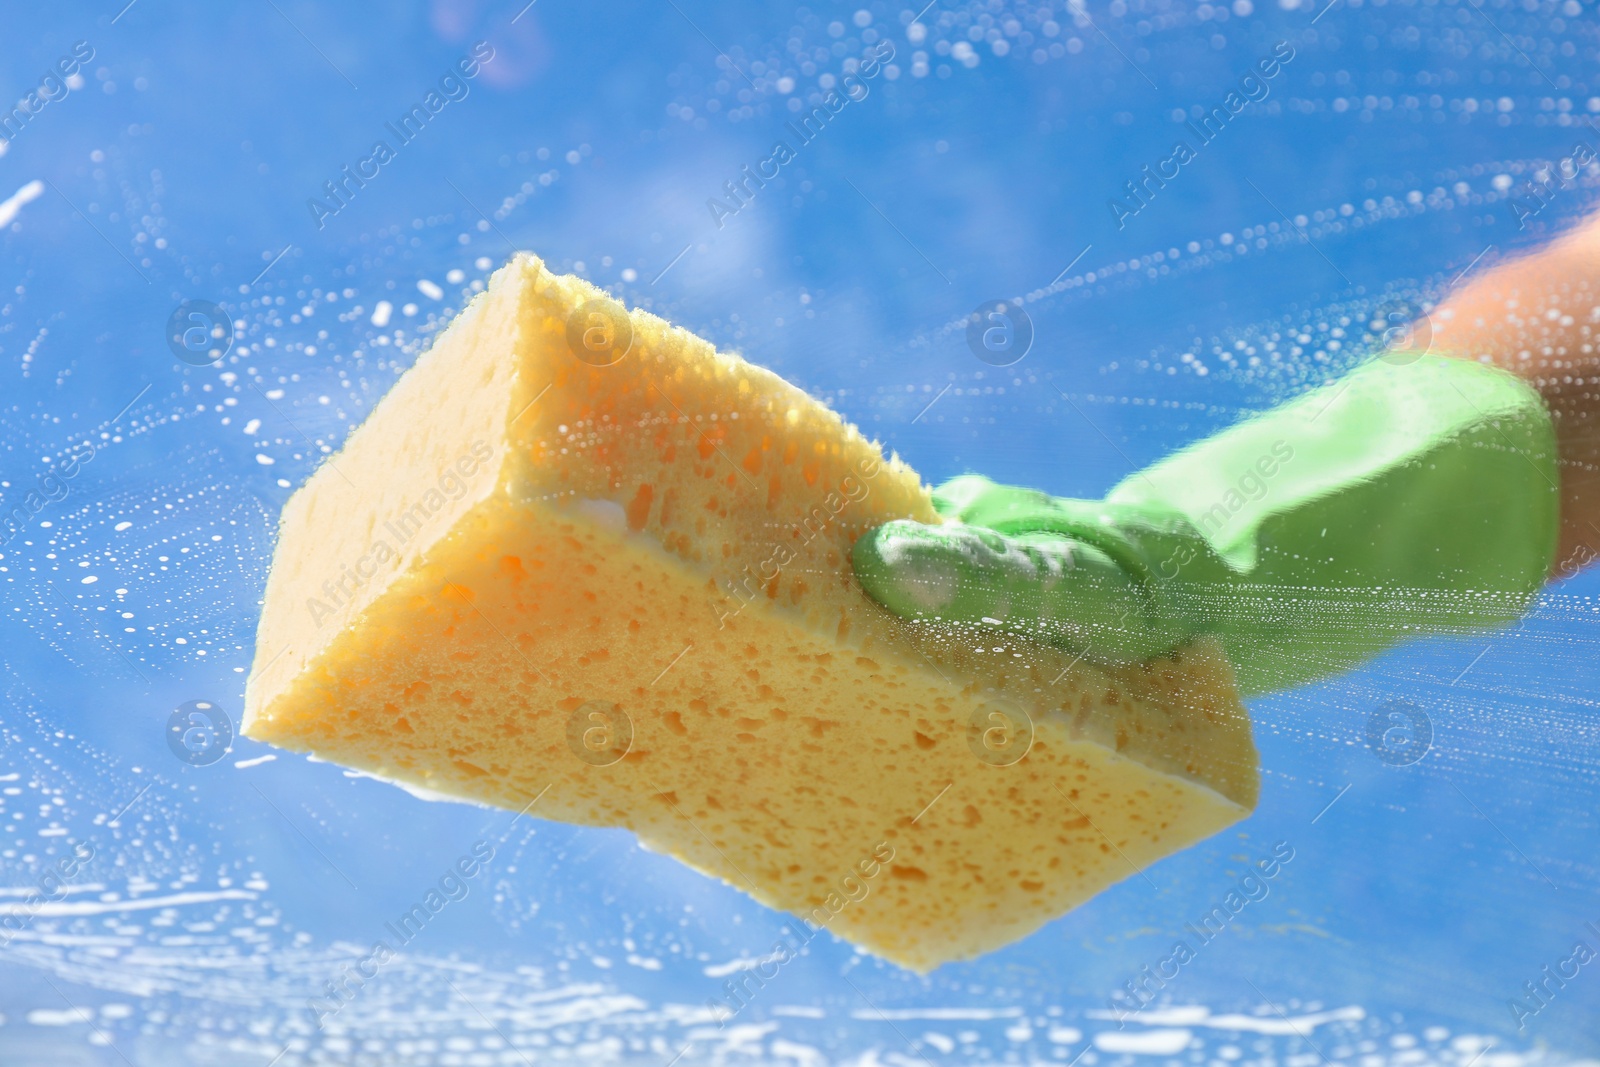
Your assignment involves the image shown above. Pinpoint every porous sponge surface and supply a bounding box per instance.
[244,254,1258,971]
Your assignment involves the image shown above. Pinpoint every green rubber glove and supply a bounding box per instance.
[853,354,1559,696]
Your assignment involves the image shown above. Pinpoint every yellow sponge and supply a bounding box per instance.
[242,253,1258,971]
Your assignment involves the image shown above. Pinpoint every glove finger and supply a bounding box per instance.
[929,474,1000,520]
[851,520,1182,665]
[930,476,1112,538]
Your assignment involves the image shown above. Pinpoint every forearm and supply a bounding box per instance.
[1427,215,1600,575]
[858,233,1590,691]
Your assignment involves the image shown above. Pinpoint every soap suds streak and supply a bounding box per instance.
[0,889,258,918]
[0,179,44,228]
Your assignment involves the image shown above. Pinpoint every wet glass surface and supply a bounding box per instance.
[1,0,1597,1063]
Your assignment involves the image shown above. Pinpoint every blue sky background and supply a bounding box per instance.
[1,0,1597,1063]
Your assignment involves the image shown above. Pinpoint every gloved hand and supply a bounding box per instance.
[852,354,1560,696]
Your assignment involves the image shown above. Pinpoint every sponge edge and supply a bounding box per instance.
[243,252,1258,971]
